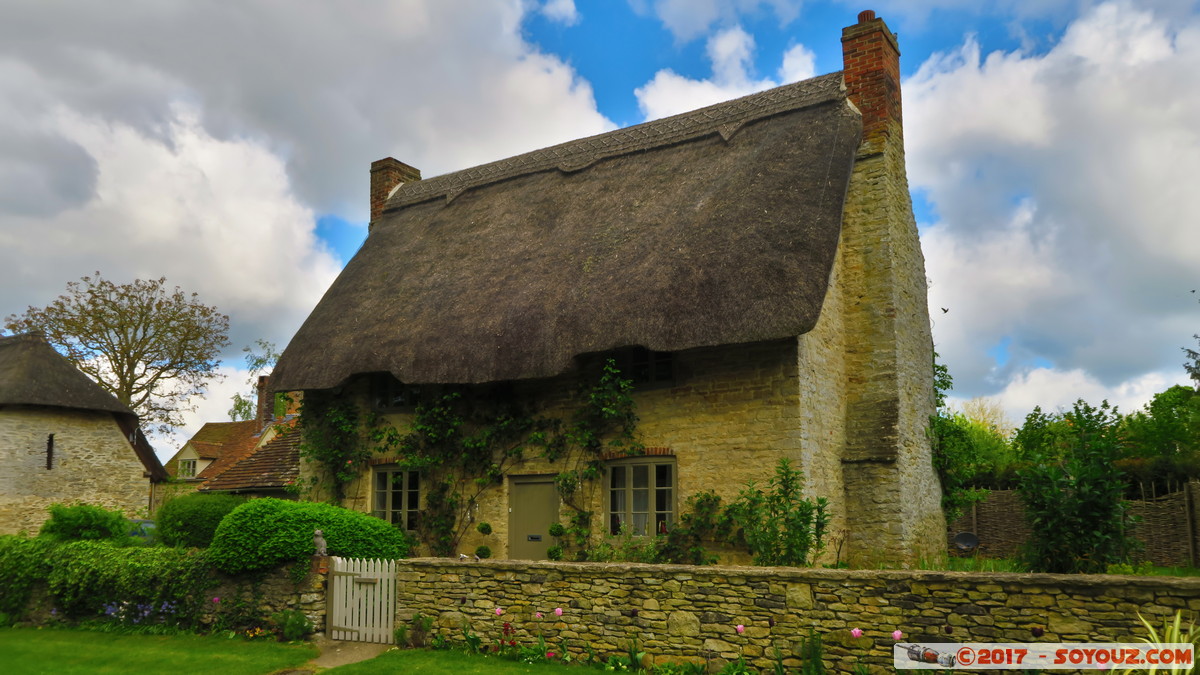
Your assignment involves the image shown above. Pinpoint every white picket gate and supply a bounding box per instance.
[328,556,397,643]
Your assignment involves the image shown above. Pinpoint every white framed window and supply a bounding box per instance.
[373,465,420,531]
[608,458,675,536]
[178,459,197,478]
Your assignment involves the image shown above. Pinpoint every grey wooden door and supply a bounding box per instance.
[509,477,559,560]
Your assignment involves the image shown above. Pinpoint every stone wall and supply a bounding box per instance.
[0,406,151,535]
[395,558,1200,674]
[203,560,329,636]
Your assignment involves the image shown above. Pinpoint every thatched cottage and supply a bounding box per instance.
[271,11,944,564]
[0,332,166,534]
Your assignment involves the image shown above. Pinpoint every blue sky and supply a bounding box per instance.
[0,0,1197,457]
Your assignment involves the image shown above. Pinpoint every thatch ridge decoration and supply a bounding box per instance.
[384,72,846,211]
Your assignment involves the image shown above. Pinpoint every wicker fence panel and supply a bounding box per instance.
[947,482,1198,567]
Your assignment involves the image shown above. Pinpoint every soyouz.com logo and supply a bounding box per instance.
[893,642,1194,670]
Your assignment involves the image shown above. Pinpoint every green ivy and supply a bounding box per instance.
[296,391,369,502]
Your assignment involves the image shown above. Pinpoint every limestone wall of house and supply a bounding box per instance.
[395,558,1200,674]
[0,406,150,534]
[835,113,943,566]
[326,339,858,563]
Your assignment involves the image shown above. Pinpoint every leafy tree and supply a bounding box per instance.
[929,353,989,521]
[1185,334,1200,387]
[4,273,230,435]
[227,339,281,421]
[1016,399,1140,573]
[1121,385,1200,458]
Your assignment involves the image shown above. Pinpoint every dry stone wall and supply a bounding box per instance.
[395,558,1200,674]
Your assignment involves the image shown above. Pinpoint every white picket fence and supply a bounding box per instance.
[328,556,397,643]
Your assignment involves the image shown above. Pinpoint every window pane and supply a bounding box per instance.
[656,488,672,513]
[655,463,671,488]
[610,513,623,536]
[610,466,625,488]
[633,465,648,489]
[631,513,648,536]
[655,512,670,534]
[408,471,419,490]
[633,488,648,512]
[611,487,625,513]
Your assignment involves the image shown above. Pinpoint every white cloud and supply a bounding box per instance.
[949,367,1192,429]
[912,1,1200,418]
[0,0,616,456]
[542,0,581,25]
[635,26,813,119]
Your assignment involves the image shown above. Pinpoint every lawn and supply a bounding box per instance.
[326,649,579,674]
[0,627,318,675]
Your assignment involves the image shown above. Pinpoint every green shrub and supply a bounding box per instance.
[270,609,314,641]
[49,540,212,624]
[725,458,830,567]
[156,492,247,548]
[473,545,491,559]
[207,498,414,574]
[0,535,55,618]
[1017,400,1141,573]
[39,503,129,542]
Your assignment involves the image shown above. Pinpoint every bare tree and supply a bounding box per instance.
[4,273,230,435]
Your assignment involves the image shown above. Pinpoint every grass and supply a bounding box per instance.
[0,626,318,675]
[326,649,580,673]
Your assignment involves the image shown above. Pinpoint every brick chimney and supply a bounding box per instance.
[841,10,902,143]
[370,157,420,225]
[256,374,272,424]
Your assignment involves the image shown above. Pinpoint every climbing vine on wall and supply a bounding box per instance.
[296,390,371,502]
[365,358,643,557]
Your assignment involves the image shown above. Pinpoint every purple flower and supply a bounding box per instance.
[212,597,221,604]
[850,627,863,638]
[1031,626,1044,637]
[892,629,903,641]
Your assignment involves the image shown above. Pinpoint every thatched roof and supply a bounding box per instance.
[0,332,167,481]
[273,71,862,390]
[0,332,134,415]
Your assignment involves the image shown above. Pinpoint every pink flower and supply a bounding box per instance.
[554,607,563,616]
[495,607,503,616]
[735,624,745,634]
[535,612,543,619]
[547,652,556,659]
[850,627,863,638]
[892,629,903,641]
[212,597,220,604]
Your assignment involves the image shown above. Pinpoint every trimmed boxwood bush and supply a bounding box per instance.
[38,503,128,542]
[208,498,414,574]
[156,492,247,548]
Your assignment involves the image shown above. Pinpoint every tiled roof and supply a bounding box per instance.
[199,427,301,492]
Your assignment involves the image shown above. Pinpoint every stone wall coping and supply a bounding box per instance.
[402,557,1200,592]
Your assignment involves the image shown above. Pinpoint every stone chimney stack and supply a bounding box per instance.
[370,157,420,225]
[841,9,902,144]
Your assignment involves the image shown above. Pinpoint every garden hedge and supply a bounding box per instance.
[156,492,247,548]
[207,498,414,574]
